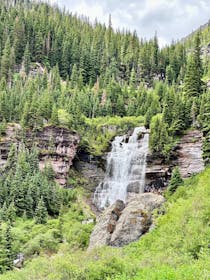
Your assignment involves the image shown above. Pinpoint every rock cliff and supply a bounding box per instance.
[73,149,106,192]
[88,193,165,250]
[176,130,204,178]
[144,129,204,192]
[0,124,80,186]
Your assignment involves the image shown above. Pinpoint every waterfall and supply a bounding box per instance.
[93,127,149,210]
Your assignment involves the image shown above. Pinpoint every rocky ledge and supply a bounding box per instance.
[88,193,165,250]
[144,129,204,193]
[0,124,80,186]
[33,126,80,185]
[176,130,204,178]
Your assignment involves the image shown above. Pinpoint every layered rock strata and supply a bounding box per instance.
[0,124,80,186]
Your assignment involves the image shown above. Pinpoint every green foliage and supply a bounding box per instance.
[0,120,7,136]
[1,167,209,279]
[34,197,48,224]
[184,33,203,98]
[0,38,12,81]
[166,167,183,196]
[199,90,210,164]
[22,42,31,75]
[0,224,14,273]
[82,116,144,155]
[149,114,173,158]
[0,1,209,278]
[0,145,75,226]
[57,109,72,127]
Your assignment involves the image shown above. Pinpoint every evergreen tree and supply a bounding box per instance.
[6,201,16,223]
[51,105,59,125]
[184,33,203,98]
[149,114,171,158]
[3,225,13,270]
[22,42,31,75]
[165,65,175,85]
[25,187,34,218]
[0,38,11,81]
[0,225,7,273]
[34,196,48,224]
[70,64,78,88]
[167,167,183,195]
[0,202,8,222]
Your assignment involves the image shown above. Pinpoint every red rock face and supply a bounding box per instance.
[33,126,80,186]
[144,129,204,193]
[177,130,204,178]
[0,125,80,186]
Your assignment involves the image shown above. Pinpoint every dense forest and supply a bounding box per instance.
[0,0,209,158]
[0,0,209,278]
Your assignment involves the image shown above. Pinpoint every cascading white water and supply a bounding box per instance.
[93,127,149,210]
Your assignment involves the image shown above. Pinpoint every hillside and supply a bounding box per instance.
[0,0,209,279]
[1,167,209,280]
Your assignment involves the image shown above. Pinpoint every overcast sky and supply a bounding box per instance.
[49,0,210,47]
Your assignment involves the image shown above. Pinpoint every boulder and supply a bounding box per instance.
[88,193,165,250]
[127,181,141,193]
[13,253,24,269]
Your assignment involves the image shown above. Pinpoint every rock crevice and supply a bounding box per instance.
[88,193,165,250]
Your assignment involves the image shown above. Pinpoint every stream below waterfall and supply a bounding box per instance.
[93,127,149,209]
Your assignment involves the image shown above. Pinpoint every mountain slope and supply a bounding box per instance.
[1,167,210,280]
[0,1,209,278]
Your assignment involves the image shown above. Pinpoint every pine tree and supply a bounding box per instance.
[27,146,39,173]
[116,95,125,116]
[7,201,16,223]
[22,42,31,75]
[4,225,13,270]
[167,167,183,195]
[0,202,8,221]
[149,114,171,158]
[60,40,70,78]
[13,18,25,64]
[0,38,11,81]
[25,187,34,218]
[129,67,137,87]
[51,105,59,125]
[184,55,199,97]
[165,65,175,84]
[34,196,48,224]
[184,33,203,98]
[70,64,78,88]
[0,224,7,273]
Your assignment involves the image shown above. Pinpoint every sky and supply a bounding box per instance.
[48,0,210,47]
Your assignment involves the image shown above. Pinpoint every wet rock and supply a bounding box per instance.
[82,218,94,225]
[88,193,165,250]
[144,153,171,193]
[13,253,24,269]
[127,181,141,193]
[74,150,106,192]
[107,200,125,233]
